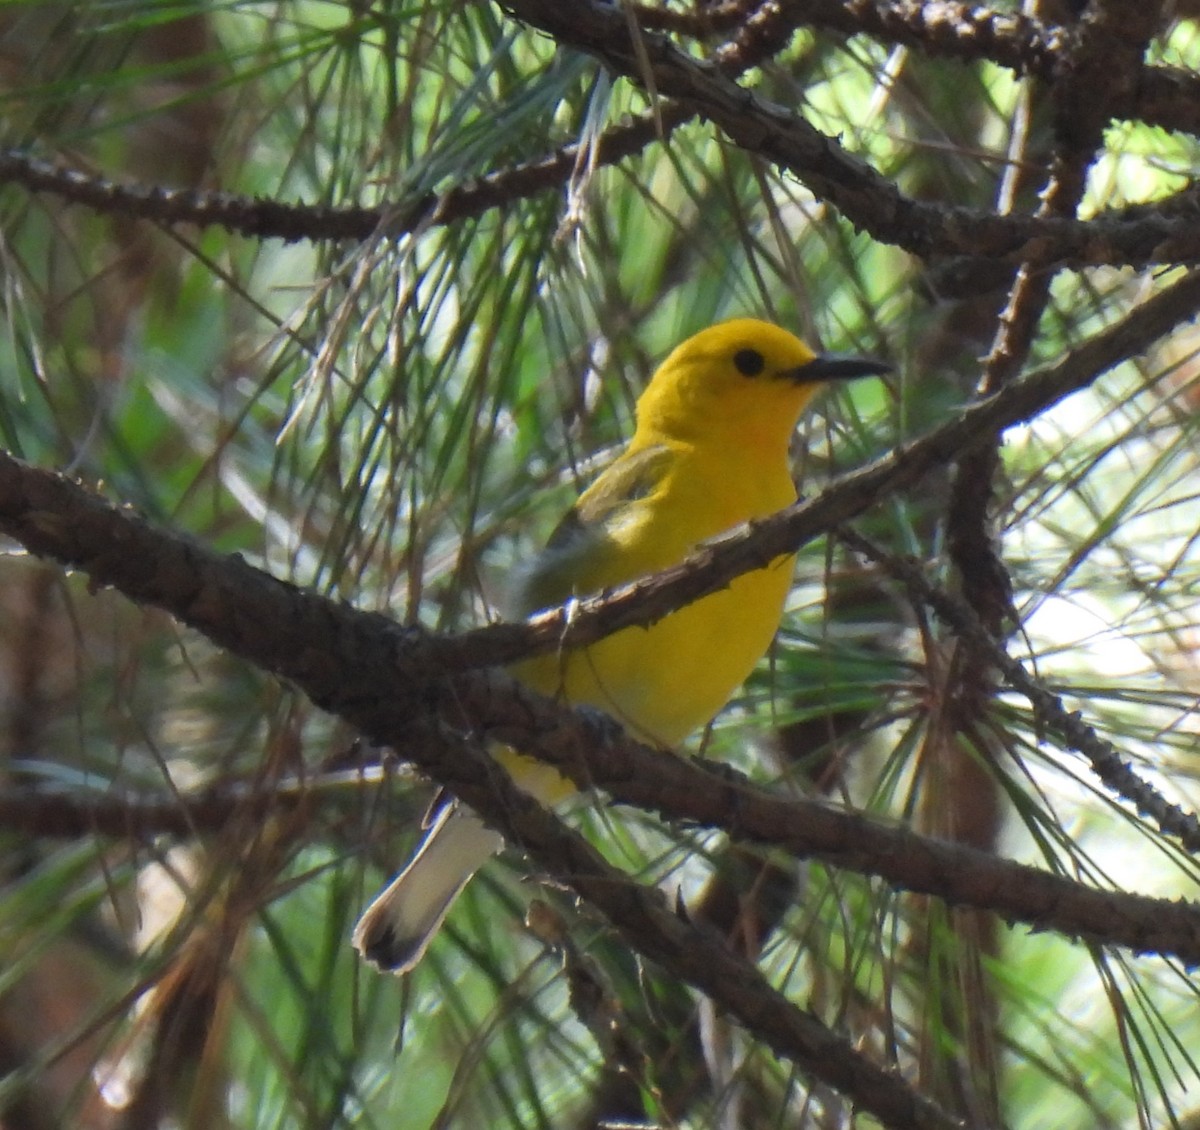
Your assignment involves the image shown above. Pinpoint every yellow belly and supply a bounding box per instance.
[501,553,794,801]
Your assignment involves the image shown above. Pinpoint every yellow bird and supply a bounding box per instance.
[353,318,889,972]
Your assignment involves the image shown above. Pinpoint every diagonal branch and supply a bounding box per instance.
[1,273,1194,707]
[501,0,1200,267]
[5,3,1200,269]
[3,355,1200,968]
[0,455,1191,1129]
[0,491,962,1130]
[436,267,1200,672]
[9,742,1200,966]
[7,137,1200,270]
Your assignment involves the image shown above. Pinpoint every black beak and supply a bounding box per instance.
[788,354,893,382]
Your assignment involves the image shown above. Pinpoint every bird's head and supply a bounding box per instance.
[634,318,890,450]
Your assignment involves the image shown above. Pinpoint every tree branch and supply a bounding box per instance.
[501,0,1200,267]
[0,269,1196,1126]
[434,267,1200,673]
[4,352,1200,965]
[4,12,1200,269]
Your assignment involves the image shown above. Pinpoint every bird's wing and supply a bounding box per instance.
[513,443,673,617]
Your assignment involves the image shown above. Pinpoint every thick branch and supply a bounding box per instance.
[501,0,1200,267]
[9,748,1200,966]
[2,271,1194,715]
[0,478,959,1129]
[3,392,1200,967]
[4,68,1200,267]
[0,274,1196,1118]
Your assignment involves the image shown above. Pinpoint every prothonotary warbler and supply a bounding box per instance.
[353,318,890,972]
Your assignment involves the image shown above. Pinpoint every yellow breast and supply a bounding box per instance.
[513,438,796,747]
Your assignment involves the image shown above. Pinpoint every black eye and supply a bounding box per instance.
[733,348,765,377]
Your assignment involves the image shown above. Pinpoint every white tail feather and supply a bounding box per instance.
[352,805,504,973]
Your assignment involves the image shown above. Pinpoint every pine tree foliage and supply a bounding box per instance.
[2,2,1200,1127]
